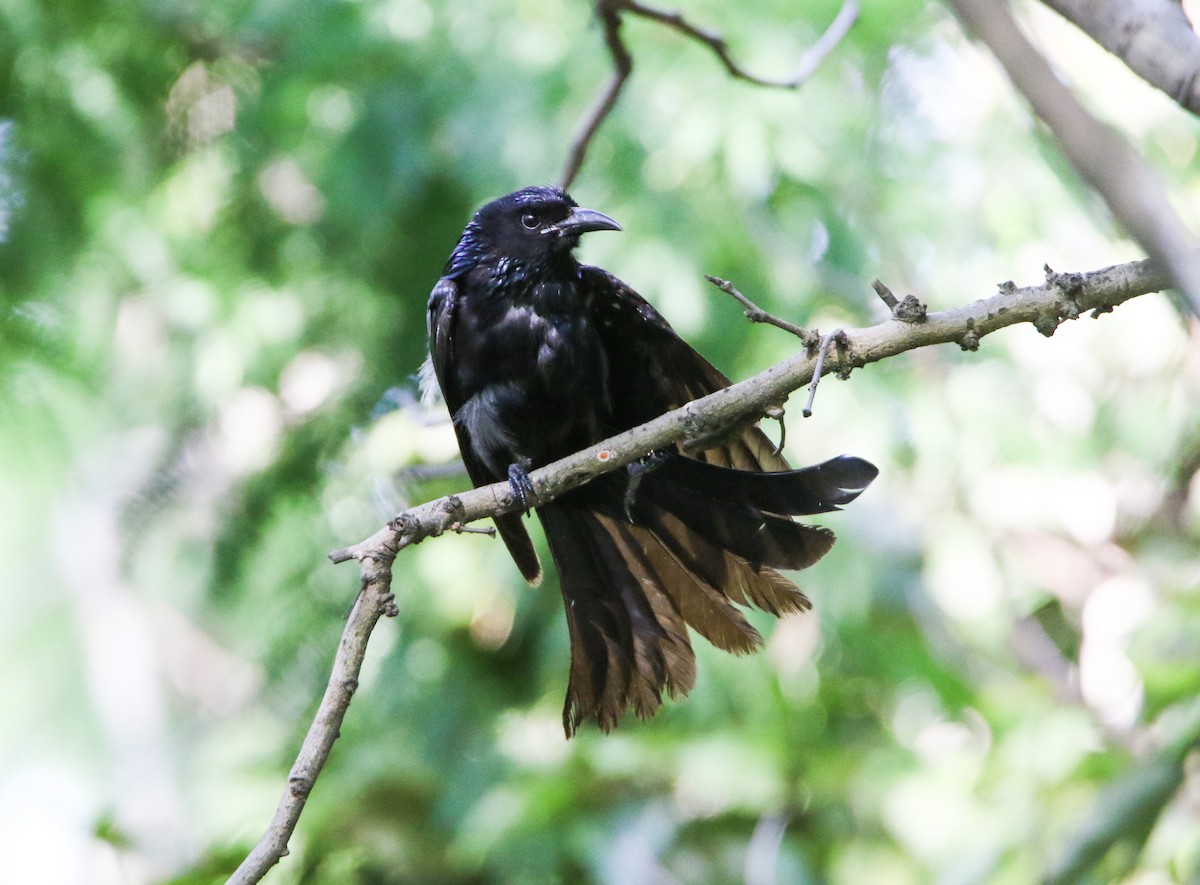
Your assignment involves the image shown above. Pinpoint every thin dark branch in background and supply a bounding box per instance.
[559,2,632,191]
[559,0,859,189]
[227,255,1169,884]
[624,0,859,88]
[945,0,1200,316]
[1038,0,1200,115]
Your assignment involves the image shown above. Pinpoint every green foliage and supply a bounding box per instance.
[2,0,1199,883]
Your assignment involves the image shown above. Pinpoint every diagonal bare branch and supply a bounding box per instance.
[227,254,1171,885]
[226,553,398,885]
[1038,0,1200,116]
[705,274,821,347]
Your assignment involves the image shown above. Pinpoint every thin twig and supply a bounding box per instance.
[229,255,1170,884]
[872,279,899,311]
[705,274,820,347]
[789,0,861,85]
[559,0,859,189]
[802,330,846,417]
[560,1,632,190]
[625,0,859,88]
[448,522,497,536]
[872,279,927,323]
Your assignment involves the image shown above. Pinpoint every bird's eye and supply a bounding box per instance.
[520,213,540,230]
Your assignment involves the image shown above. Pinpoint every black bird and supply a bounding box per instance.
[424,185,876,736]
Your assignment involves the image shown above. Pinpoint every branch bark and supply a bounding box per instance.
[225,554,398,885]
[1038,0,1200,115]
[945,0,1200,316]
[226,254,1170,884]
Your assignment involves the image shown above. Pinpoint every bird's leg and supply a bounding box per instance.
[507,458,537,514]
[623,450,670,522]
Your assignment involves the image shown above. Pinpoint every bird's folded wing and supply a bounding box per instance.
[582,266,789,472]
[428,276,542,584]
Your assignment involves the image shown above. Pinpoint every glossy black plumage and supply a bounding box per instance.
[425,186,876,735]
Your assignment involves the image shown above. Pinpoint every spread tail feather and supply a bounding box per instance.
[541,490,815,736]
[654,453,878,515]
[538,454,877,735]
[542,502,695,735]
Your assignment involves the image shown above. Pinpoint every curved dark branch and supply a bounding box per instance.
[559,0,858,189]
[559,2,632,191]
[623,0,859,88]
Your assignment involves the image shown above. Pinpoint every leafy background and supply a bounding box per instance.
[2,0,1199,882]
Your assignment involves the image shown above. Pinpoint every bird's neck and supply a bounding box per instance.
[481,252,583,311]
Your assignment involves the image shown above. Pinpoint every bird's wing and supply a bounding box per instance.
[582,266,789,472]
[428,277,542,584]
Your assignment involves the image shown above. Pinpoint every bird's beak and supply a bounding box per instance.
[547,206,623,236]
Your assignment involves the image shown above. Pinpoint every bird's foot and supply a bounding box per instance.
[623,450,670,522]
[507,458,536,514]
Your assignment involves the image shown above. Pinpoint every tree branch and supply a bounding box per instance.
[1037,0,1200,115]
[705,274,821,347]
[622,0,859,89]
[226,553,398,885]
[945,0,1200,316]
[559,1,632,192]
[227,254,1170,884]
[558,0,858,189]
[1043,695,1200,883]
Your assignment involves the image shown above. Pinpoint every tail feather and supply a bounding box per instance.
[647,506,811,619]
[543,493,823,735]
[594,513,695,695]
[657,453,878,515]
[538,453,877,736]
[636,511,764,655]
[494,513,542,585]
[723,553,813,617]
[544,502,696,734]
[639,475,836,571]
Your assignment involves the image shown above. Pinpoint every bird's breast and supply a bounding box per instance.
[454,283,610,464]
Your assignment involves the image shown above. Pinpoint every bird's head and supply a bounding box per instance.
[468,186,622,263]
